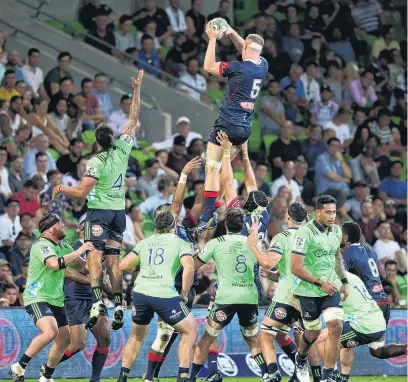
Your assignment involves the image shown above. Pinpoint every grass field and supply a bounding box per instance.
[2,378,406,382]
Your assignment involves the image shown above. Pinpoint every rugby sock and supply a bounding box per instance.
[154,331,179,378]
[113,293,122,307]
[190,362,204,379]
[178,367,189,376]
[340,373,350,381]
[322,367,335,380]
[183,212,197,229]
[92,286,103,302]
[146,352,163,380]
[295,352,308,365]
[311,365,322,381]
[207,350,218,377]
[280,337,297,363]
[254,353,268,376]
[18,353,32,369]
[119,367,130,380]
[202,191,218,222]
[58,349,81,364]
[91,346,109,381]
[42,364,55,379]
[267,362,278,374]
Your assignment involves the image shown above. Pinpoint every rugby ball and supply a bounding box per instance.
[211,17,228,39]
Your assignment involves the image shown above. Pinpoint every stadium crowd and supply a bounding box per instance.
[0,0,406,311]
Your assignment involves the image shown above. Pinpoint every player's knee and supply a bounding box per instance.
[276,330,290,346]
[369,341,387,359]
[323,308,344,331]
[240,325,259,339]
[303,330,320,344]
[261,323,278,338]
[71,337,87,352]
[303,317,322,332]
[98,334,111,348]
[205,322,222,338]
[325,319,343,337]
[369,347,384,358]
[151,323,174,353]
[44,327,59,343]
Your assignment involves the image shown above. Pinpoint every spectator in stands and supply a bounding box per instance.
[1,283,20,306]
[245,14,268,38]
[0,70,20,102]
[384,260,406,308]
[315,137,351,207]
[136,158,160,199]
[20,212,37,241]
[41,170,65,217]
[23,134,56,179]
[176,57,207,101]
[268,121,302,180]
[145,116,202,152]
[357,199,377,245]
[108,94,143,138]
[374,221,400,263]
[349,144,380,188]
[48,77,74,113]
[86,8,116,56]
[79,77,103,126]
[137,35,161,78]
[384,199,404,243]
[281,84,300,123]
[8,155,24,194]
[324,60,343,103]
[323,107,352,147]
[30,152,48,192]
[92,73,113,119]
[0,198,21,252]
[56,138,83,175]
[301,60,320,105]
[262,39,292,81]
[165,0,187,34]
[351,0,382,35]
[135,19,161,51]
[2,125,30,158]
[114,15,137,52]
[388,49,406,91]
[311,85,339,127]
[140,177,185,215]
[62,157,88,188]
[79,0,116,31]
[66,95,86,140]
[6,50,25,82]
[367,108,395,145]
[294,158,316,207]
[349,107,368,138]
[28,98,69,154]
[208,1,231,24]
[0,147,11,200]
[254,162,271,197]
[21,48,46,99]
[186,0,206,43]
[340,180,370,221]
[344,69,377,107]
[282,23,304,64]
[155,150,179,182]
[280,4,299,36]
[127,204,145,242]
[259,80,285,135]
[133,0,172,43]
[187,138,204,159]
[44,51,73,97]
[379,160,407,207]
[280,63,305,100]
[267,197,288,239]
[166,135,190,175]
[0,259,12,293]
[271,160,302,204]
[7,230,31,277]
[0,95,24,137]
[164,32,189,76]
[0,32,6,66]
[48,98,69,134]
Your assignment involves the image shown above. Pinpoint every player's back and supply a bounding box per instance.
[219,58,268,128]
[85,134,133,210]
[340,272,386,334]
[132,233,191,298]
[203,234,258,305]
[342,243,387,303]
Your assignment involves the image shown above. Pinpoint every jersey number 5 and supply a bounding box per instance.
[250,79,262,99]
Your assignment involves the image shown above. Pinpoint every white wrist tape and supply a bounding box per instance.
[179,173,187,184]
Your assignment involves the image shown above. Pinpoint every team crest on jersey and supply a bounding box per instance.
[123,135,133,144]
[40,245,52,257]
[85,167,97,177]
[270,242,282,252]
[275,307,287,319]
[92,225,103,237]
[347,339,359,348]
[294,237,305,251]
[216,310,227,322]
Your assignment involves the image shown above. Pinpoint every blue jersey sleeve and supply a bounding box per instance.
[342,248,353,271]
[219,61,241,77]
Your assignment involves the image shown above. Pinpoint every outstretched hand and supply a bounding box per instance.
[52,185,61,201]
[206,21,220,40]
[131,70,144,89]
[182,156,202,175]
[216,131,232,151]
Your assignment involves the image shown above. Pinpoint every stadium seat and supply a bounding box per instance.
[207,88,224,105]
[248,119,262,153]
[64,20,87,37]
[82,130,96,146]
[45,19,65,33]
[47,148,60,161]
[130,150,155,170]
[234,170,244,182]
[143,214,155,237]
[263,134,278,155]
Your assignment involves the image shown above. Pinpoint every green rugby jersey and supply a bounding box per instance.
[199,234,258,305]
[268,227,298,305]
[292,220,342,297]
[85,134,133,210]
[132,233,191,298]
[339,272,386,335]
[24,238,74,307]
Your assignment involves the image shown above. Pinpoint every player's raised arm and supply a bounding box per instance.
[119,250,140,271]
[225,23,245,53]
[203,21,223,77]
[180,253,194,302]
[45,242,95,271]
[240,141,257,193]
[122,69,144,137]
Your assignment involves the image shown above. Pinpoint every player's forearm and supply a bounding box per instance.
[181,263,194,296]
[203,39,217,72]
[171,172,188,217]
[65,267,89,284]
[242,150,257,193]
[228,29,245,53]
[59,184,87,199]
[334,250,347,281]
[122,80,142,137]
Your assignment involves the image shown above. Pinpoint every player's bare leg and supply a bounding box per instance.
[90,316,111,381]
[260,317,283,381]
[241,324,268,379]
[323,319,343,379]
[173,313,198,380]
[106,240,124,330]
[337,348,354,381]
[87,249,106,329]
[295,327,320,382]
[118,323,150,382]
[57,324,87,364]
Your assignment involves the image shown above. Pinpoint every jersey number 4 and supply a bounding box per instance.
[250,79,262,99]
[112,173,123,189]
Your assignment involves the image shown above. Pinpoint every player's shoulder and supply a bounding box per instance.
[346,271,363,285]
[330,224,341,235]
[297,220,316,236]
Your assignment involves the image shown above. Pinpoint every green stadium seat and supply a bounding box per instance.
[130,150,155,170]
[82,130,96,146]
[263,134,278,155]
[47,148,60,161]
[45,19,65,32]
[137,140,150,150]
[64,20,87,37]
[248,119,262,153]
[273,12,285,21]
[392,116,401,125]
[207,88,224,105]
[234,170,244,182]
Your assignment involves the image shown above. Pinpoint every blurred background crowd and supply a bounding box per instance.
[0,0,406,310]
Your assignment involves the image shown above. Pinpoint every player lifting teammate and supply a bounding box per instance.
[9,214,94,382]
[197,20,268,232]
[53,70,145,331]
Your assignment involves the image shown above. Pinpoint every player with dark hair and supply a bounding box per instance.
[9,214,94,382]
[117,209,196,382]
[248,202,308,382]
[196,18,268,232]
[190,207,267,382]
[53,71,144,331]
[291,195,349,382]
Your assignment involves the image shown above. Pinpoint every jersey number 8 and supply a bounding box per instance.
[368,258,379,278]
[250,79,262,99]
[235,255,248,273]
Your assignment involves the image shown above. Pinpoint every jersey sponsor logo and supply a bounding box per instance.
[385,317,407,367]
[220,62,231,73]
[217,353,238,377]
[346,339,359,348]
[123,134,133,144]
[372,284,384,293]
[313,249,337,258]
[294,237,305,252]
[170,309,182,320]
[277,353,294,376]
[91,225,103,237]
[85,167,97,178]
[240,101,255,110]
[40,245,52,257]
[132,305,136,316]
[245,353,262,376]
[275,307,287,320]
[216,310,227,322]
[0,318,20,369]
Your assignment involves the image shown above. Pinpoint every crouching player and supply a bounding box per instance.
[117,210,197,382]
